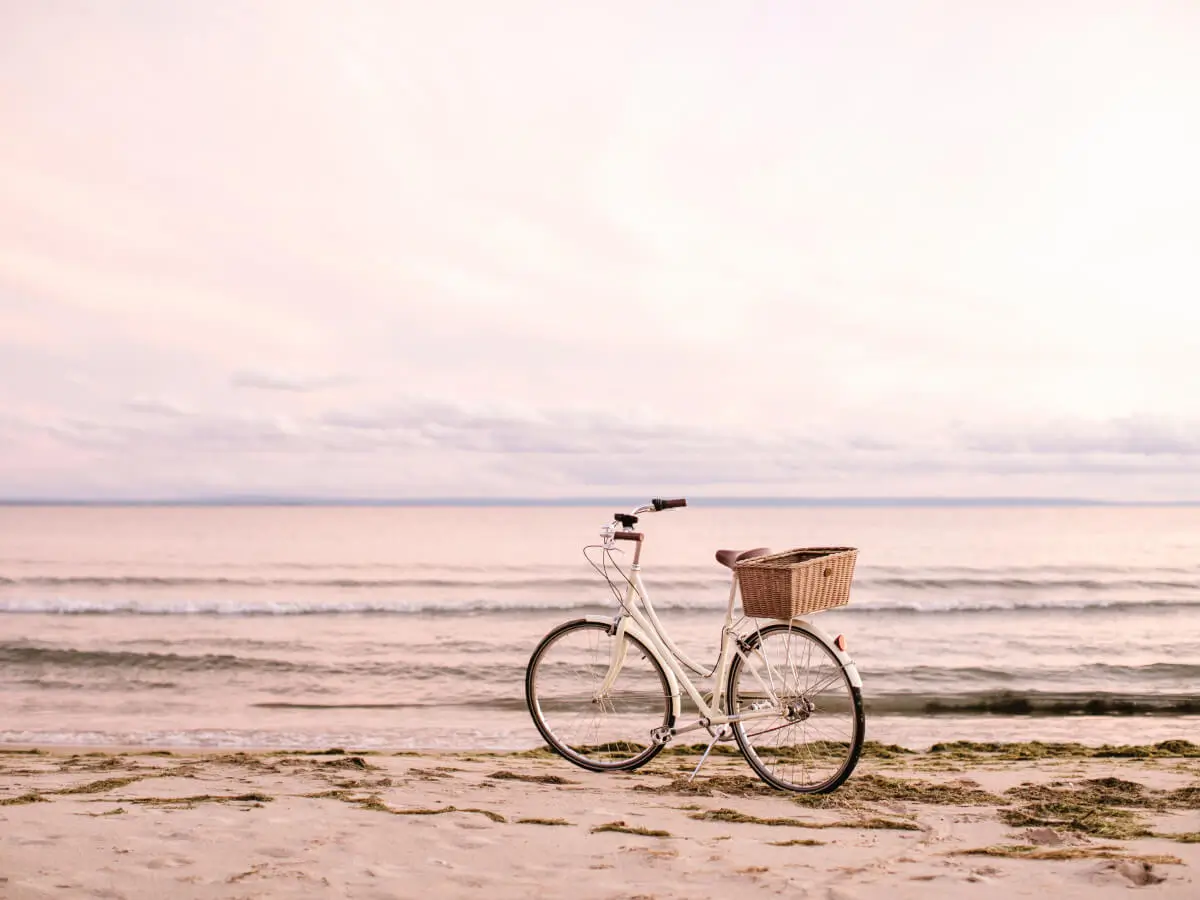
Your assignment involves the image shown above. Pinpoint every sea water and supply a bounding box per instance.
[1,504,1196,750]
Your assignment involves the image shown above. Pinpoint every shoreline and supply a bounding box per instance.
[3,742,1198,898]
[4,734,1195,763]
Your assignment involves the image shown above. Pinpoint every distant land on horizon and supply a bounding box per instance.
[2,496,1198,508]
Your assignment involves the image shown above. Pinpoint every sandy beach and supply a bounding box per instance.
[3,741,1198,899]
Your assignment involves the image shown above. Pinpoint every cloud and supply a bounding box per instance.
[967,417,1200,457]
[124,396,191,418]
[9,392,1193,502]
[318,397,819,458]
[231,370,354,393]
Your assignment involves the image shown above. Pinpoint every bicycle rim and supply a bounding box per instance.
[727,623,864,792]
[525,619,672,771]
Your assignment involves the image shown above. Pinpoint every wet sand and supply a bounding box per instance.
[2,742,1198,899]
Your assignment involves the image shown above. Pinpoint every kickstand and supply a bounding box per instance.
[687,727,729,782]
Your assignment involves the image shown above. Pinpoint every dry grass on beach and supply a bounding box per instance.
[2,741,1199,898]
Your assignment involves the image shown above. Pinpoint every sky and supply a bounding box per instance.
[2,1,1199,501]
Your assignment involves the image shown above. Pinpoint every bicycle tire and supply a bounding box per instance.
[525,618,673,772]
[726,622,864,793]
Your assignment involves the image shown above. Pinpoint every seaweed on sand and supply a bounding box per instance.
[1094,740,1200,758]
[487,770,577,785]
[1000,782,1153,840]
[302,789,355,800]
[591,821,672,837]
[690,808,920,831]
[1165,785,1200,809]
[794,774,1003,808]
[859,742,918,759]
[929,740,1200,760]
[1,792,49,806]
[318,756,374,771]
[331,777,393,789]
[633,771,1000,808]
[1007,778,1163,810]
[352,797,506,822]
[633,774,773,798]
[57,755,126,774]
[930,741,1094,760]
[660,743,742,758]
[54,776,144,795]
[207,753,282,774]
[517,817,573,826]
[1000,775,1200,840]
[502,746,557,759]
[690,808,808,827]
[405,768,451,780]
[125,793,273,808]
[950,844,1182,865]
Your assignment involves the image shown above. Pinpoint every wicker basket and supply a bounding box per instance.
[735,547,858,619]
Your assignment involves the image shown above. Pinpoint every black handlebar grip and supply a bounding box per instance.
[652,498,687,511]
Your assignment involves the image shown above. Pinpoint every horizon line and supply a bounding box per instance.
[2,496,1198,508]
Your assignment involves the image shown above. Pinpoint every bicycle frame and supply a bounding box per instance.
[584,551,862,743]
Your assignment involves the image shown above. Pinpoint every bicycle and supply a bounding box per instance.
[524,498,865,793]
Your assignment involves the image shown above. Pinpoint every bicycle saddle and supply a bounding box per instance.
[715,547,771,569]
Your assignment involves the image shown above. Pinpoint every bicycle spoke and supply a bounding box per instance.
[728,624,862,792]
[527,621,671,771]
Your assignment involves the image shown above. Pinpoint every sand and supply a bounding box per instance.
[2,743,1199,899]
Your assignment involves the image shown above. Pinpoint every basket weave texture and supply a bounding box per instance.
[735,547,858,619]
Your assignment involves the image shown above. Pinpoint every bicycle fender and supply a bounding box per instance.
[582,615,684,720]
[795,618,864,690]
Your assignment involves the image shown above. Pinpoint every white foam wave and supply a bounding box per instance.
[0,594,1196,616]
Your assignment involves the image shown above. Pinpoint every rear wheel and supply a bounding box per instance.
[525,619,673,771]
[726,622,864,792]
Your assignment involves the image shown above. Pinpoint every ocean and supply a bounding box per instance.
[1,504,1197,751]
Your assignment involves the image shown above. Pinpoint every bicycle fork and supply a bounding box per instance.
[594,616,631,706]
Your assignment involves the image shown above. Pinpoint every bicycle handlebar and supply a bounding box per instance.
[605,498,688,539]
[626,498,689,516]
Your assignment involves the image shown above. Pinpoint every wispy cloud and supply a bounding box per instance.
[232,370,354,393]
[124,396,191,418]
[5,392,1192,500]
[967,417,1200,457]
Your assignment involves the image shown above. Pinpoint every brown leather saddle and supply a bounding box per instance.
[714,547,771,569]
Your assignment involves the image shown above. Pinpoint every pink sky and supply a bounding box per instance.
[2,2,1198,500]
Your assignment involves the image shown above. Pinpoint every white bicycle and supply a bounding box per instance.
[524,498,865,793]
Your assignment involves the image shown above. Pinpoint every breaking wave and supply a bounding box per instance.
[1,595,1197,616]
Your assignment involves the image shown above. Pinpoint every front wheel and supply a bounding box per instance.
[726,622,864,793]
[525,619,674,772]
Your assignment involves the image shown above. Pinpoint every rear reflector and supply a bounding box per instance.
[834,634,847,652]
